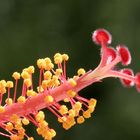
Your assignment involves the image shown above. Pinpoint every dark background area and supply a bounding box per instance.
[0,0,140,140]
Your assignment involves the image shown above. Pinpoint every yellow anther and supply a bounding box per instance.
[42,80,49,89]
[67,90,77,98]
[18,134,25,140]
[35,111,45,122]
[68,78,77,87]
[64,98,69,102]
[0,80,7,94]
[6,122,14,131]
[58,117,62,123]
[0,80,6,87]
[44,130,55,140]
[0,87,6,94]
[37,86,44,93]
[59,105,68,115]
[5,98,13,105]
[62,122,70,130]
[54,57,62,64]
[44,71,52,80]
[83,110,91,118]
[36,127,42,135]
[27,90,37,97]
[37,59,46,69]
[44,95,54,104]
[88,98,97,107]
[17,130,25,138]
[17,96,26,103]
[45,62,54,71]
[54,53,62,64]
[62,54,69,61]
[54,53,61,58]
[12,72,20,80]
[58,116,67,124]
[21,71,30,79]
[60,106,68,115]
[42,129,56,139]
[10,134,19,140]
[27,66,35,74]
[18,135,24,140]
[10,114,21,124]
[68,109,76,117]
[73,102,82,111]
[51,75,60,87]
[44,57,54,70]
[28,137,34,140]
[39,120,48,127]
[53,79,60,87]
[15,125,25,132]
[44,57,52,63]
[6,81,14,88]
[52,75,58,81]
[56,69,62,74]
[77,116,85,124]
[24,79,32,87]
[62,116,76,130]
[0,106,5,113]
[10,114,19,122]
[73,75,79,80]
[15,122,23,130]
[49,129,56,137]
[87,106,95,113]
[55,68,63,76]
[22,118,29,125]
[36,127,43,135]
[77,68,86,76]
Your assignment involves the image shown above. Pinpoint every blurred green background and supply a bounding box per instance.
[0,0,140,140]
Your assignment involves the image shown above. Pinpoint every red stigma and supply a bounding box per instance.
[106,47,117,63]
[92,28,112,45]
[120,69,134,87]
[117,45,131,66]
